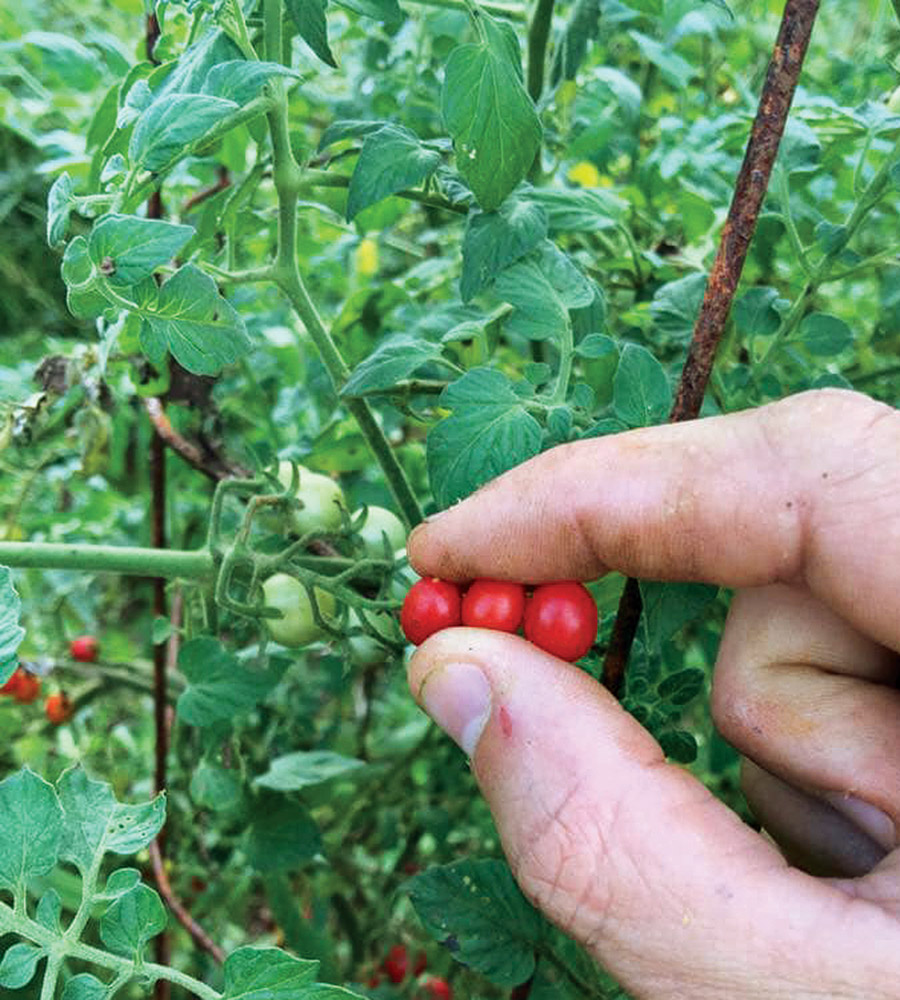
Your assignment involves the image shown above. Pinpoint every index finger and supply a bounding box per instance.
[408,389,900,653]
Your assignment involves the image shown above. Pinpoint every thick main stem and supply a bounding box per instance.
[601,0,822,697]
[0,543,214,580]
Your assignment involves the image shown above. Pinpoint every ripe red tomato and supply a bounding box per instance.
[401,579,462,645]
[383,944,408,984]
[523,582,597,661]
[420,976,453,1000]
[45,692,73,724]
[70,635,100,663]
[412,951,427,977]
[0,668,22,697]
[461,579,525,633]
[13,670,42,704]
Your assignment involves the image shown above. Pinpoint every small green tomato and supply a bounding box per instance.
[262,573,337,647]
[347,608,399,667]
[355,506,407,557]
[277,461,346,537]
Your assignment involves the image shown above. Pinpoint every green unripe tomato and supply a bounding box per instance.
[262,573,337,647]
[277,461,347,537]
[355,506,407,557]
[347,608,399,667]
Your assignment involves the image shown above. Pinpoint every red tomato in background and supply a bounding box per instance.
[45,692,73,724]
[401,579,462,645]
[461,579,525,633]
[420,977,453,999]
[383,944,408,984]
[13,670,42,704]
[70,635,100,662]
[523,581,597,661]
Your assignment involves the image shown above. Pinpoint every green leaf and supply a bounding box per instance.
[734,286,783,338]
[0,769,63,892]
[460,198,548,302]
[47,172,75,247]
[528,186,626,233]
[658,729,698,764]
[58,768,166,872]
[130,94,239,172]
[222,947,319,999]
[427,368,542,509]
[100,883,168,959]
[331,0,401,22]
[650,273,707,343]
[285,0,338,67]
[0,568,25,685]
[630,31,695,88]
[88,214,195,287]
[201,60,302,102]
[103,869,143,899]
[405,859,544,987]
[138,264,251,376]
[36,889,62,932]
[640,581,719,648]
[612,344,671,427]
[177,637,282,727]
[61,974,109,1000]
[792,312,854,356]
[245,799,322,872]
[494,242,594,341]
[550,0,601,85]
[317,119,388,150]
[0,944,44,989]
[255,751,366,791]
[346,125,441,220]
[62,236,94,286]
[657,668,706,707]
[341,336,446,396]
[442,11,542,211]
[776,119,821,175]
[190,761,244,812]
[575,333,617,359]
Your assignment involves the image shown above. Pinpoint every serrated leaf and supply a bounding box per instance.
[176,636,283,727]
[138,264,251,376]
[793,312,853,356]
[0,568,25,685]
[640,581,718,650]
[285,0,338,67]
[255,751,366,791]
[460,198,547,302]
[427,368,542,509]
[100,883,168,959]
[734,286,783,338]
[0,769,63,892]
[341,336,446,396]
[88,214,194,287]
[61,974,109,1000]
[346,125,441,220]
[442,12,542,211]
[245,799,322,872]
[47,172,75,247]
[222,947,319,999]
[58,768,165,872]
[130,93,239,172]
[0,943,44,989]
[405,859,544,986]
[612,344,671,427]
[201,60,302,101]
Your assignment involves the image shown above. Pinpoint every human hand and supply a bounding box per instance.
[406,389,900,1000]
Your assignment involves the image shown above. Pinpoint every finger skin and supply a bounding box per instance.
[409,390,900,653]
[408,630,900,999]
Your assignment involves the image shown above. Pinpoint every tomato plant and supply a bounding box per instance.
[383,944,408,984]
[276,461,347,538]
[261,573,337,648]
[355,505,407,558]
[45,691,73,724]
[12,669,41,704]
[420,977,453,1000]
[401,579,463,645]
[70,635,100,662]
[523,582,598,662]
[461,579,526,633]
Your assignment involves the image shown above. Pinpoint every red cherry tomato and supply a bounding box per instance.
[13,670,42,704]
[420,977,453,1000]
[0,668,22,697]
[70,635,100,662]
[461,579,525,633]
[401,579,462,645]
[383,944,408,984]
[45,692,73,725]
[412,950,427,977]
[523,582,597,661]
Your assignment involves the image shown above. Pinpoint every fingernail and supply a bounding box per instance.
[825,793,896,851]
[420,662,492,756]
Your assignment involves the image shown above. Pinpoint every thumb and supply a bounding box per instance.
[407,629,899,999]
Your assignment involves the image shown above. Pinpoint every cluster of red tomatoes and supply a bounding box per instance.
[0,635,99,725]
[368,944,452,998]
[401,578,598,662]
